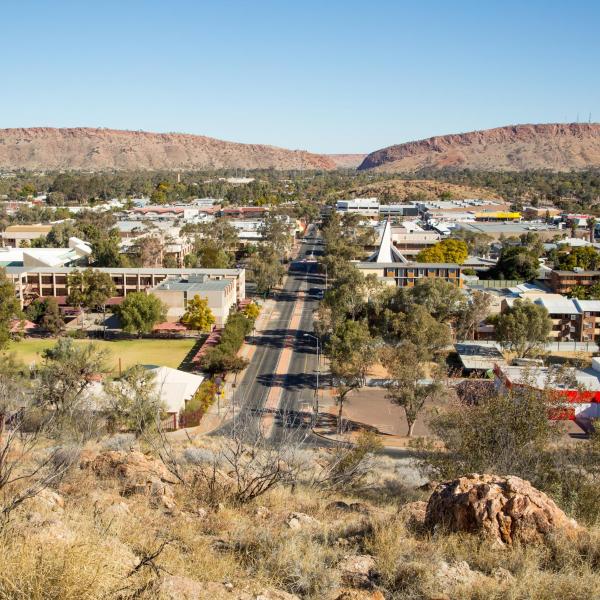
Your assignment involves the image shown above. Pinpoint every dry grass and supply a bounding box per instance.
[1,437,600,600]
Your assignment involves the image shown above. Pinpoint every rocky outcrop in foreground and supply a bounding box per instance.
[425,473,581,545]
[359,123,600,172]
[0,127,338,171]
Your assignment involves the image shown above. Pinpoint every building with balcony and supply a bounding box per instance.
[549,269,600,294]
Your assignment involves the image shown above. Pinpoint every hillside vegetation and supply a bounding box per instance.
[0,128,337,172]
[359,123,600,173]
[337,178,501,202]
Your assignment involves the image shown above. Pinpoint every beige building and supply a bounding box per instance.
[151,275,238,327]
[1,224,53,247]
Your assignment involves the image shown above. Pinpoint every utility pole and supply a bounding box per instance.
[232,371,238,436]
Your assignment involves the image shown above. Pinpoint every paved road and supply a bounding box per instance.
[211,230,426,467]
[212,230,325,440]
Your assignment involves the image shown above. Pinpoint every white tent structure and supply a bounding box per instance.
[367,219,407,263]
[149,366,205,426]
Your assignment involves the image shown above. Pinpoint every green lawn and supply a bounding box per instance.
[6,338,197,373]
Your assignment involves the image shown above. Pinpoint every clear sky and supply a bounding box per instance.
[2,0,599,153]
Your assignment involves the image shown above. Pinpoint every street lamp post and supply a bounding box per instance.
[232,371,238,436]
[304,333,320,424]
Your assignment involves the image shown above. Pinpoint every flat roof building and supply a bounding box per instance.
[1,224,53,247]
[6,265,246,312]
[151,275,238,327]
[0,237,91,268]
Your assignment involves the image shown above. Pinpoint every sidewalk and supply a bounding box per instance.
[178,240,306,438]
[311,384,435,449]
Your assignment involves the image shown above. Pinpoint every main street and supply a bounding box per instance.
[212,227,325,441]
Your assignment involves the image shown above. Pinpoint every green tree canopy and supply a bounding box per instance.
[0,268,21,351]
[67,268,116,311]
[381,341,444,437]
[118,292,167,335]
[490,246,540,280]
[103,365,162,437]
[491,298,551,358]
[556,246,600,271]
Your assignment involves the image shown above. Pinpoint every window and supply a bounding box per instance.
[571,314,578,320]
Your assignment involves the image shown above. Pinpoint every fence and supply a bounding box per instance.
[466,279,524,289]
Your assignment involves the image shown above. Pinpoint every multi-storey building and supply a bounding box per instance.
[501,295,600,343]
[6,266,246,310]
[151,275,238,327]
[355,220,463,287]
[549,269,600,294]
[357,262,463,287]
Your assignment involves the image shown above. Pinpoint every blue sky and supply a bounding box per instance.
[1,0,599,153]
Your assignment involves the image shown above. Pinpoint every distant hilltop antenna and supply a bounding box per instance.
[576,112,580,123]
[589,112,592,124]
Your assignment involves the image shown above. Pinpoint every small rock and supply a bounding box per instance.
[434,560,478,590]
[35,489,65,511]
[255,506,271,519]
[326,501,373,515]
[286,512,320,530]
[338,554,378,588]
[398,501,427,531]
[104,501,131,518]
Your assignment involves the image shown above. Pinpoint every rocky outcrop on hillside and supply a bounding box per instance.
[425,473,581,545]
[337,177,501,201]
[359,123,600,172]
[0,127,338,171]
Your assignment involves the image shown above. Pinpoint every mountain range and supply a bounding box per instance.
[358,123,600,172]
[1,123,600,172]
[0,127,341,172]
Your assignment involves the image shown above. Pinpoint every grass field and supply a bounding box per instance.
[5,337,197,373]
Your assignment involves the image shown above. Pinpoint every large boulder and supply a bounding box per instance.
[425,474,580,545]
[80,450,178,508]
[80,450,178,483]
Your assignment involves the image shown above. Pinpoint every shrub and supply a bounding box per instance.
[201,312,252,373]
[182,380,218,416]
[182,446,220,466]
[101,433,136,451]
